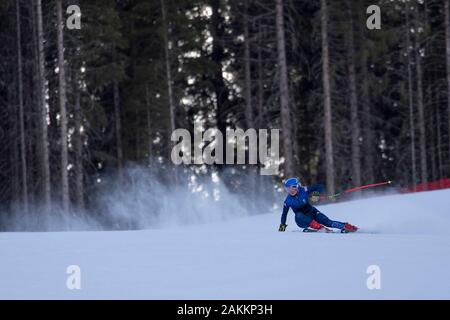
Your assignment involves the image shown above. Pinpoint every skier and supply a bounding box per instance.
[278,177,358,233]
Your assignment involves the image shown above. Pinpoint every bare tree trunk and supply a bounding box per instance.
[160,0,176,135]
[211,0,230,175]
[429,86,437,181]
[36,0,51,211]
[160,0,177,182]
[243,0,253,129]
[256,22,265,189]
[275,0,294,177]
[56,0,69,213]
[414,14,428,187]
[16,0,28,214]
[135,108,141,161]
[320,0,335,194]
[114,79,124,183]
[436,96,443,182]
[146,85,153,170]
[9,78,20,206]
[29,0,39,207]
[445,0,450,176]
[27,129,36,207]
[361,50,374,184]
[357,0,374,184]
[406,8,417,190]
[346,1,361,187]
[257,22,264,129]
[74,89,84,211]
[243,0,258,188]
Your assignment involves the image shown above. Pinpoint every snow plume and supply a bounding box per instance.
[95,165,276,230]
[2,203,102,232]
[1,164,277,232]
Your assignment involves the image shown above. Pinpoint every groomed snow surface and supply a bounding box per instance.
[1,189,449,299]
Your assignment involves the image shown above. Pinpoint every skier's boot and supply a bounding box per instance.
[341,223,358,233]
[304,220,333,233]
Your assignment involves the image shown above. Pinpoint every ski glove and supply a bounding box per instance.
[327,192,342,201]
[309,191,320,203]
[278,224,287,232]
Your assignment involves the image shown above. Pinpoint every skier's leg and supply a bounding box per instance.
[295,214,313,229]
[307,207,358,232]
[314,211,345,229]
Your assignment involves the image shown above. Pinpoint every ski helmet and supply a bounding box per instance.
[284,177,301,189]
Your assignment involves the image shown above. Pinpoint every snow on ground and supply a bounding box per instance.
[1,189,449,299]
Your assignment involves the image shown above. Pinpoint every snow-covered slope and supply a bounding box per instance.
[1,189,449,299]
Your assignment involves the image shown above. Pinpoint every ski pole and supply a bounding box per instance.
[321,180,392,201]
[343,180,392,194]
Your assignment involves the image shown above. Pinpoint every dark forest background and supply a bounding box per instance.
[1,0,449,230]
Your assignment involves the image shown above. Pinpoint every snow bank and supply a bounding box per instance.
[0,189,449,299]
[315,189,450,234]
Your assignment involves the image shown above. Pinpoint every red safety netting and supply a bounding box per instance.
[400,178,450,193]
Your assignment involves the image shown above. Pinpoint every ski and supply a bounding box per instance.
[297,228,376,234]
[302,227,335,233]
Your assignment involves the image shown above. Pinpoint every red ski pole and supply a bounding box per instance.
[319,181,392,201]
[343,180,392,194]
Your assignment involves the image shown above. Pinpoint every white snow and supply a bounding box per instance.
[1,189,449,299]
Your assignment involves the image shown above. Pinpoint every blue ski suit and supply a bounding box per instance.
[281,184,345,229]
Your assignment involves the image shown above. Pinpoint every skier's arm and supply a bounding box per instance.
[305,184,324,203]
[305,183,324,195]
[279,202,290,230]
